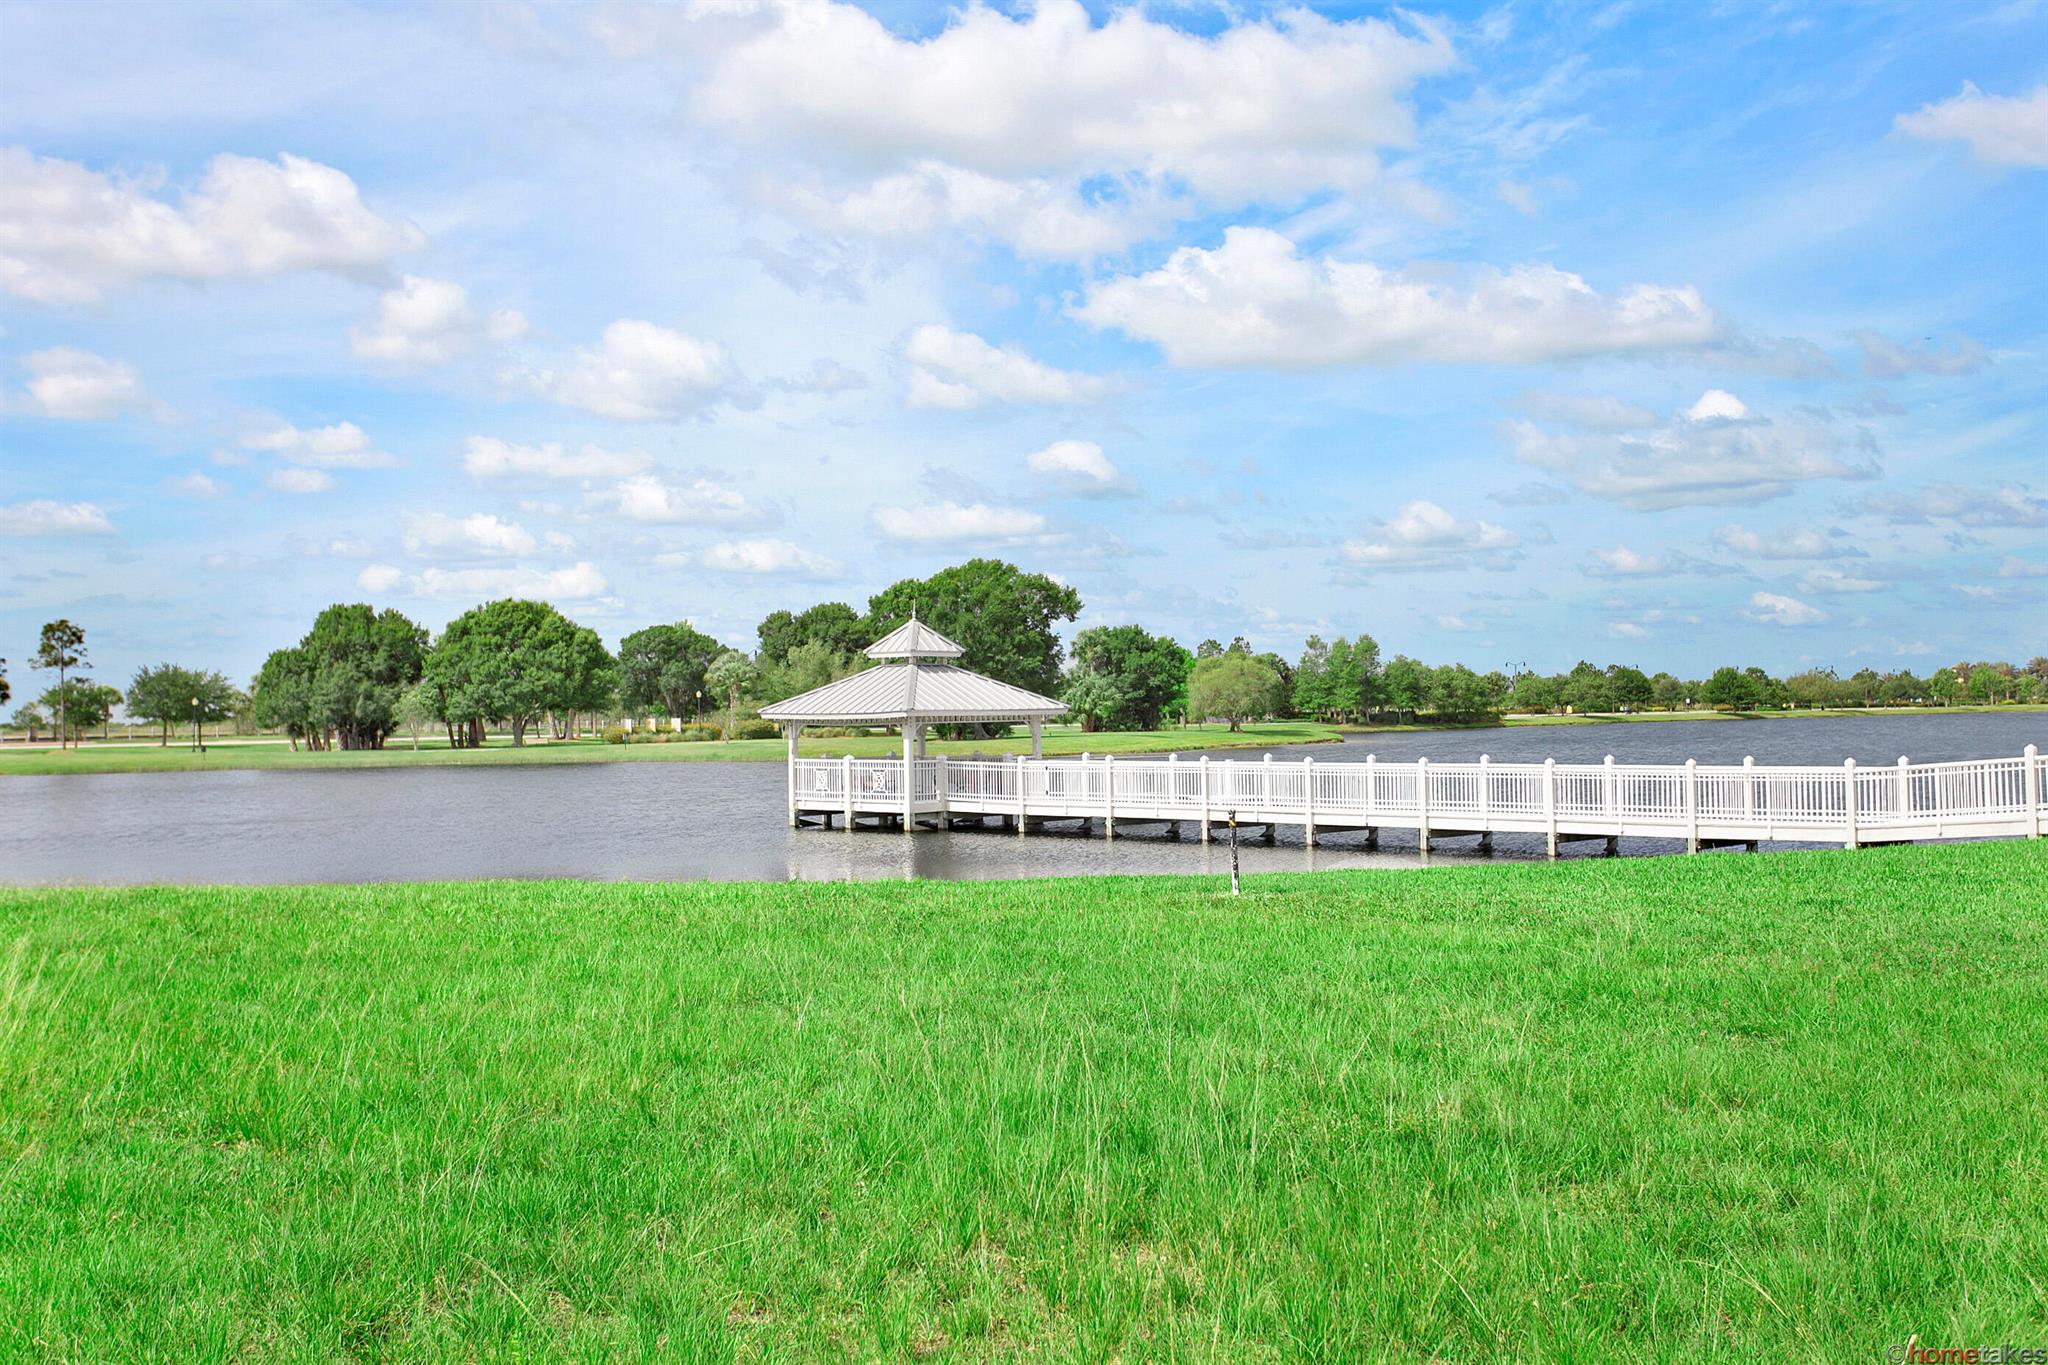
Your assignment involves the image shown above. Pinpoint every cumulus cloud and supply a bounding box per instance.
[1511,389,1878,510]
[904,326,1111,409]
[1714,524,1866,559]
[368,561,610,601]
[166,472,223,497]
[462,437,650,480]
[1855,331,1987,378]
[403,512,538,557]
[17,347,152,419]
[700,538,837,575]
[350,275,526,365]
[1998,557,2048,579]
[1798,567,1886,594]
[1745,592,1825,626]
[871,500,1049,542]
[1853,483,2047,528]
[0,499,113,535]
[595,473,753,524]
[242,420,397,469]
[1025,439,1133,497]
[1340,500,1519,572]
[0,147,421,304]
[1072,227,1719,368]
[1895,83,2048,168]
[266,468,335,494]
[527,319,746,420]
[1583,546,1730,578]
[633,0,1457,256]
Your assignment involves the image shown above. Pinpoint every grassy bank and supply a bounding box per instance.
[1338,703,2048,734]
[4,843,2044,1360]
[0,721,1339,778]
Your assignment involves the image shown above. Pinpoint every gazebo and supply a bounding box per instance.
[759,617,1067,829]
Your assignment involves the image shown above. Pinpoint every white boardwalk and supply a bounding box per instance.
[791,746,2047,854]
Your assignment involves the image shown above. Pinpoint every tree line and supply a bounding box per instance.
[6,558,2044,749]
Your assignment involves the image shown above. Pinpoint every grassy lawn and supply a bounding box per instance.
[3,842,2044,1360]
[0,722,1339,778]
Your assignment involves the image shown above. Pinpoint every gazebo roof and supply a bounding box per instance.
[863,617,965,660]
[759,663,1066,726]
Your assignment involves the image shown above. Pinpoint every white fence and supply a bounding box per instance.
[790,747,2046,852]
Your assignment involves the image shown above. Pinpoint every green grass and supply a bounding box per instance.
[4,842,2045,1361]
[0,722,1340,778]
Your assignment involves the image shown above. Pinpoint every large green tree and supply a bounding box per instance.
[865,560,1080,695]
[616,622,723,722]
[760,638,854,705]
[251,604,427,750]
[126,664,237,745]
[32,619,86,749]
[705,649,758,739]
[1061,624,1190,731]
[38,679,121,742]
[251,647,318,749]
[1186,652,1284,731]
[756,602,866,669]
[424,599,599,746]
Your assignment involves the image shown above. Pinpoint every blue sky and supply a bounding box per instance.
[2,0,2043,694]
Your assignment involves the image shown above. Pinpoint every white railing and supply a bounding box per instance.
[792,746,2047,848]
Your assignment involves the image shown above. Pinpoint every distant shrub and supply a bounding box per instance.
[678,722,721,740]
[737,719,779,740]
[602,725,627,745]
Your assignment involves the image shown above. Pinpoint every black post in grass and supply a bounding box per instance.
[1228,811,1241,896]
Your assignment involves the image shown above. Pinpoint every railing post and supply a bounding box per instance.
[1262,752,1272,818]
[1199,754,1211,843]
[1603,754,1617,833]
[1898,755,1910,821]
[842,753,854,829]
[1843,757,1859,850]
[1479,753,1491,826]
[1304,756,1316,847]
[1104,754,1115,840]
[935,753,949,826]
[1417,756,1431,854]
[1742,755,1755,826]
[1015,753,1027,835]
[1543,757,1557,859]
[1366,753,1377,816]
[2025,745,2041,839]
[1684,758,1699,853]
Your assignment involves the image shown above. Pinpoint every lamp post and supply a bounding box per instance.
[190,696,200,752]
[695,689,702,725]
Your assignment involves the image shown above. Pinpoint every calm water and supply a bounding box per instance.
[3,713,2040,887]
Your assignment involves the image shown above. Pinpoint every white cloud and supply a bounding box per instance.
[1583,546,1729,578]
[527,319,744,420]
[1854,483,2047,528]
[1340,500,1520,571]
[1436,614,1483,632]
[1025,439,1133,496]
[596,473,753,524]
[1073,228,1719,368]
[1895,83,2048,168]
[904,325,1110,409]
[1516,392,1658,430]
[1714,524,1864,559]
[871,500,1048,542]
[1855,331,1987,378]
[1998,557,2048,579]
[0,147,422,304]
[700,538,837,575]
[1511,391,1877,510]
[243,420,397,468]
[0,499,113,535]
[1799,567,1885,594]
[1745,592,1825,626]
[166,472,223,497]
[402,561,610,601]
[266,468,335,494]
[357,563,403,592]
[403,512,538,557]
[1685,388,1748,421]
[1608,621,1649,639]
[17,347,152,419]
[350,275,526,365]
[462,436,650,480]
[646,0,1457,255]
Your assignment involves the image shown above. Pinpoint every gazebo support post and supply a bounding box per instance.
[785,723,803,828]
[902,724,917,832]
[1028,718,1043,758]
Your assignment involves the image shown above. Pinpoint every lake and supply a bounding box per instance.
[4,713,2040,886]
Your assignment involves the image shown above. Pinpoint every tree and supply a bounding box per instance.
[11,705,47,742]
[1291,636,1332,719]
[761,638,853,705]
[1063,625,1190,731]
[617,622,723,722]
[396,680,441,751]
[32,619,86,750]
[1609,665,1653,714]
[1509,672,1559,715]
[39,679,120,742]
[424,599,592,746]
[1380,655,1427,722]
[1195,639,1224,659]
[1187,652,1283,731]
[127,663,212,745]
[757,602,865,668]
[1702,665,1760,711]
[705,649,758,739]
[1561,660,1615,714]
[1650,672,1687,710]
[251,647,317,749]
[556,626,616,738]
[866,560,1081,696]
[282,603,429,749]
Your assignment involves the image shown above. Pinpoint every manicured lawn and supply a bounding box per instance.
[0,722,1339,778]
[3,842,2044,1360]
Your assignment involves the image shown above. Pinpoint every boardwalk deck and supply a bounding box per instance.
[790,747,2047,853]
